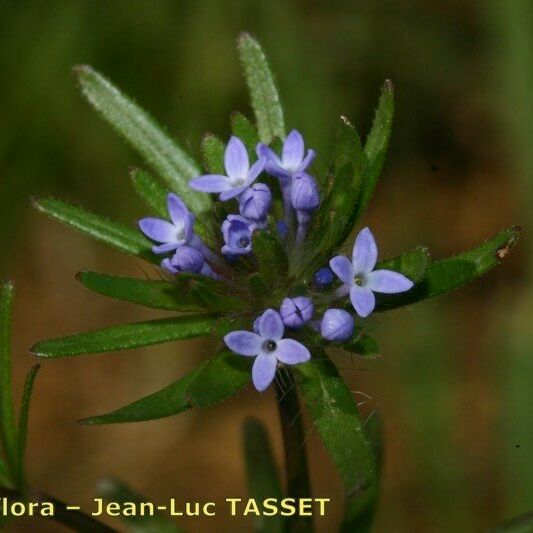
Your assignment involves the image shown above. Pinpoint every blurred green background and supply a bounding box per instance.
[1,1,532,531]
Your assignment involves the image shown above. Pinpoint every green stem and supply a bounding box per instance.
[0,487,117,532]
[275,368,313,532]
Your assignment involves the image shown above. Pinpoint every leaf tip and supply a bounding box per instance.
[495,225,522,261]
[383,78,394,93]
[72,64,92,76]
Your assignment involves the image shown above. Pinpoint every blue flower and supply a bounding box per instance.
[189,136,265,201]
[138,193,195,255]
[257,130,315,181]
[320,309,354,342]
[224,309,311,391]
[330,227,414,317]
[221,215,256,256]
[239,182,272,222]
[279,297,314,328]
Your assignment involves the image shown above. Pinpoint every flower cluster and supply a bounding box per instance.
[138,130,413,391]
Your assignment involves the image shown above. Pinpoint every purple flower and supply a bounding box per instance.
[320,309,354,342]
[330,227,414,317]
[189,136,265,201]
[224,309,311,391]
[161,246,217,278]
[138,193,195,255]
[280,297,314,328]
[239,183,272,221]
[290,173,320,212]
[221,215,255,256]
[257,130,315,181]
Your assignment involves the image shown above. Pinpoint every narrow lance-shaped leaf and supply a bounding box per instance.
[97,477,183,532]
[237,33,285,143]
[201,134,225,174]
[33,197,156,263]
[16,364,40,489]
[186,350,251,407]
[296,117,364,279]
[80,350,249,425]
[376,245,430,284]
[130,167,168,218]
[242,418,285,533]
[74,65,210,215]
[341,335,380,358]
[353,79,394,222]
[375,226,521,311]
[76,271,207,312]
[294,350,376,497]
[231,112,260,157]
[0,283,17,481]
[31,315,218,358]
[341,412,383,533]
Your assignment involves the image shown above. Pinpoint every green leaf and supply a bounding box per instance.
[80,351,248,424]
[33,197,155,262]
[16,364,40,489]
[341,412,383,533]
[237,33,285,143]
[76,272,206,312]
[231,112,260,157]
[130,167,168,218]
[187,350,251,407]
[201,134,225,174]
[375,226,521,312]
[242,418,285,533]
[490,512,533,533]
[354,80,394,222]
[97,477,183,532]
[31,315,217,358]
[341,335,380,358]
[376,245,430,284]
[0,283,17,482]
[253,229,288,288]
[73,65,210,215]
[295,118,363,279]
[294,351,376,497]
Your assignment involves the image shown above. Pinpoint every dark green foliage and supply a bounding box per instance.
[31,315,218,357]
[130,167,169,218]
[201,134,226,174]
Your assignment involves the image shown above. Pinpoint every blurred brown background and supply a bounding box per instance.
[1,0,532,531]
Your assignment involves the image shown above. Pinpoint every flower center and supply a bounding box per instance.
[262,340,277,352]
[354,274,365,286]
[238,237,250,248]
[230,175,247,187]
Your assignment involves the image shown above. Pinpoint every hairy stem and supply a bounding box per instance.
[275,368,313,532]
[0,487,117,532]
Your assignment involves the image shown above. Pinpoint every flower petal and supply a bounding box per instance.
[265,161,292,181]
[252,353,277,392]
[167,193,188,227]
[352,227,378,274]
[225,136,249,179]
[296,149,316,172]
[366,269,414,294]
[258,309,284,340]
[224,331,262,356]
[152,242,179,255]
[189,174,232,193]
[248,157,265,183]
[350,285,376,317]
[275,339,311,365]
[282,130,304,169]
[138,218,178,243]
[256,143,282,166]
[329,255,354,285]
[219,185,248,201]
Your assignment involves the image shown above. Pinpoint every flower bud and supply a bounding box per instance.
[221,215,254,256]
[320,308,354,342]
[239,183,272,221]
[280,297,314,328]
[170,245,205,273]
[314,267,334,288]
[290,173,319,212]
